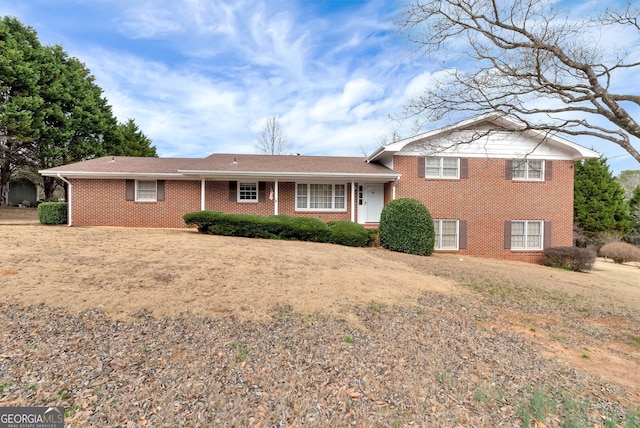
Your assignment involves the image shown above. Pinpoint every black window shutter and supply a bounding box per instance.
[157,180,165,201]
[126,180,135,201]
[505,160,513,180]
[459,158,468,179]
[545,160,553,181]
[458,220,467,249]
[229,181,237,202]
[504,221,512,249]
[544,222,552,249]
[258,182,266,202]
[418,157,425,178]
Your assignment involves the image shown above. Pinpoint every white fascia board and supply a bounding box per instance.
[39,171,187,179]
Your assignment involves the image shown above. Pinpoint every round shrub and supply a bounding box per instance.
[37,202,68,225]
[327,221,370,247]
[379,198,434,256]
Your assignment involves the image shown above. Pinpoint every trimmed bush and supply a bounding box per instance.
[38,202,67,225]
[599,242,640,264]
[183,211,332,243]
[285,217,331,242]
[543,246,596,272]
[378,198,434,256]
[327,221,370,247]
[183,210,220,232]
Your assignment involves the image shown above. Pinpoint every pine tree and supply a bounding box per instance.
[574,158,633,240]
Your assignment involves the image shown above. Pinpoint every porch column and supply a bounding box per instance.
[274,180,279,215]
[201,179,205,210]
[350,181,355,222]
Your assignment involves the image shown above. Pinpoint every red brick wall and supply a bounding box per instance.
[394,156,575,263]
[71,179,356,228]
[71,179,201,228]
[205,181,356,223]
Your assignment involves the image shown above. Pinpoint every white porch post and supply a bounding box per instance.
[350,181,355,222]
[274,180,279,215]
[392,180,397,200]
[200,179,206,210]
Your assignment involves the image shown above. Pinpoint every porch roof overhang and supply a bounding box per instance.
[176,169,400,183]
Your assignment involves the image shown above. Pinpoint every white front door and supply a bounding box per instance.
[365,184,384,223]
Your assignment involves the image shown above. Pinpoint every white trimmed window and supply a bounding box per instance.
[296,183,346,211]
[136,180,157,202]
[425,157,459,178]
[511,220,543,250]
[238,182,258,202]
[434,220,458,250]
[512,159,544,181]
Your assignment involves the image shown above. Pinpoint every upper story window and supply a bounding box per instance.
[238,182,258,202]
[136,180,157,202]
[296,183,346,211]
[512,159,544,181]
[425,157,460,179]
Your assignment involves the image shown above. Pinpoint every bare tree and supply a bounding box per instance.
[256,116,289,155]
[398,0,640,163]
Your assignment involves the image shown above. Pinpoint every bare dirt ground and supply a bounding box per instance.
[1,211,639,426]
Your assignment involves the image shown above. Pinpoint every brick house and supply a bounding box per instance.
[40,113,599,262]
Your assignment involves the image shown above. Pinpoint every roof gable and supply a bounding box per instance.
[368,113,600,162]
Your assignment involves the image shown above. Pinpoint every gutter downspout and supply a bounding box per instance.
[274,180,279,215]
[56,173,72,227]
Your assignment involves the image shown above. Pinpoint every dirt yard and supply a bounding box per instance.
[1,215,639,426]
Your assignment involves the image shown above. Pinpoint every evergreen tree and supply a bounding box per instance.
[1,17,157,202]
[0,17,44,205]
[625,186,640,245]
[574,157,633,240]
[110,118,157,157]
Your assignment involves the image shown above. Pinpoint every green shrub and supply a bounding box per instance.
[263,215,302,239]
[543,246,596,272]
[599,242,640,264]
[37,202,68,225]
[183,211,220,232]
[327,221,370,247]
[379,198,434,256]
[286,217,331,242]
[208,213,274,239]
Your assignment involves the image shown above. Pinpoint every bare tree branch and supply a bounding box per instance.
[255,116,289,155]
[397,0,640,163]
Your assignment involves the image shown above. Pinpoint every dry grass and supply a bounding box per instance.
[1,218,639,426]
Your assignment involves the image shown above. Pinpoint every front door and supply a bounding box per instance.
[365,184,384,223]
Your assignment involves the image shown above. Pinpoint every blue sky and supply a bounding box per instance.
[1,0,638,174]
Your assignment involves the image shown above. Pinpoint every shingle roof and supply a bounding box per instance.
[39,154,399,181]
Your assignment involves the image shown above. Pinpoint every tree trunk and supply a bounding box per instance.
[42,176,58,201]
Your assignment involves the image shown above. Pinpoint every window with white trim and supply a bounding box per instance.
[136,180,157,201]
[238,182,258,202]
[425,157,459,178]
[434,220,458,250]
[296,183,346,211]
[512,159,544,181]
[511,220,543,250]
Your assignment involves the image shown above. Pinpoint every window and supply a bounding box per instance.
[425,157,459,178]
[296,183,346,211]
[238,182,258,202]
[512,159,544,181]
[136,180,157,201]
[510,220,543,250]
[434,220,459,250]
